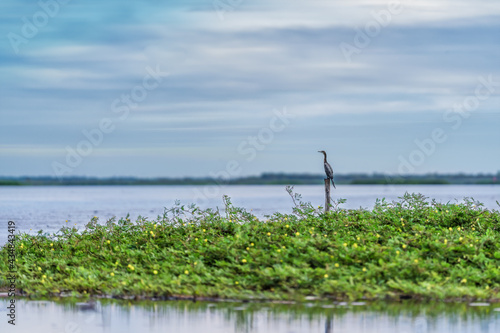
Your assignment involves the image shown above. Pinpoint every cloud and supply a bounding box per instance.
[0,0,499,176]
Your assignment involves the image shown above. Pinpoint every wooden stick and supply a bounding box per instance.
[324,178,331,213]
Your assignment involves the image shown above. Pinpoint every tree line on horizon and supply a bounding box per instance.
[0,172,498,186]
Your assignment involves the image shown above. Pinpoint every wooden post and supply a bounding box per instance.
[324,178,331,213]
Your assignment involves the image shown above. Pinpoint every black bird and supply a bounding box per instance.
[318,150,336,189]
[75,299,97,311]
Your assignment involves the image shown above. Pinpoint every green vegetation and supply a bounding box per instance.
[1,190,500,301]
[0,180,22,186]
[1,172,499,185]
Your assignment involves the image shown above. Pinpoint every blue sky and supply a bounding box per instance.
[1,0,499,178]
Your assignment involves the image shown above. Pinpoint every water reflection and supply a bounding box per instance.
[1,298,499,333]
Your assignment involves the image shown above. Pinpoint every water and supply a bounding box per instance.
[0,298,499,333]
[1,186,499,332]
[0,185,498,245]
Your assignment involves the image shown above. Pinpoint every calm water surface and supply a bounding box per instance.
[0,185,498,245]
[0,298,499,333]
[1,186,499,332]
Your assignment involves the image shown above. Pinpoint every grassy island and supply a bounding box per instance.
[1,190,500,301]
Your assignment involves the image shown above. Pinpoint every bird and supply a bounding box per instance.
[318,150,336,189]
[75,299,97,311]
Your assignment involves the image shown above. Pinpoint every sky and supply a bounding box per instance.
[0,0,499,178]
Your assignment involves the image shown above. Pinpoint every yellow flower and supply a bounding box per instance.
[362,268,367,272]
[203,229,206,232]
[241,259,247,263]
[446,210,449,213]
[277,249,281,252]
[153,270,158,275]
[285,224,289,228]
[267,232,271,236]
[282,246,285,249]
[449,227,452,231]
[204,239,208,242]
[444,239,448,244]
[343,243,347,247]
[461,278,467,283]
[235,281,239,285]
[38,267,41,271]
[110,272,115,276]
[284,217,288,221]
[42,275,46,279]
[121,281,126,285]
[457,227,461,231]
[107,240,111,244]
[353,243,358,248]
[414,259,418,264]
[400,218,404,221]
[324,274,328,278]
[324,234,327,237]
[402,244,407,249]
[251,243,254,246]
[50,243,53,247]
[194,262,197,265]
[246,247,250,250]
[184,270,189,275]
[296,232,300,236]
[128,264,135,271]
[472,227,475,231]
[195,238,198,241]
[396,251,400,255]
[335,263,339,267]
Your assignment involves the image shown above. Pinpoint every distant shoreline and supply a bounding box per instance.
[0,172,498,186]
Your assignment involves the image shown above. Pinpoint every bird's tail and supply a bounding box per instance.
[331,179,336,189]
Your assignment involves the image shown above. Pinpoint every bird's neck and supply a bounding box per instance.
[323,154,327,163]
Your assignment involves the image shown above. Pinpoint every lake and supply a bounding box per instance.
[0,185,498,245]
[1,185,499,332]
[0,298,499,333]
